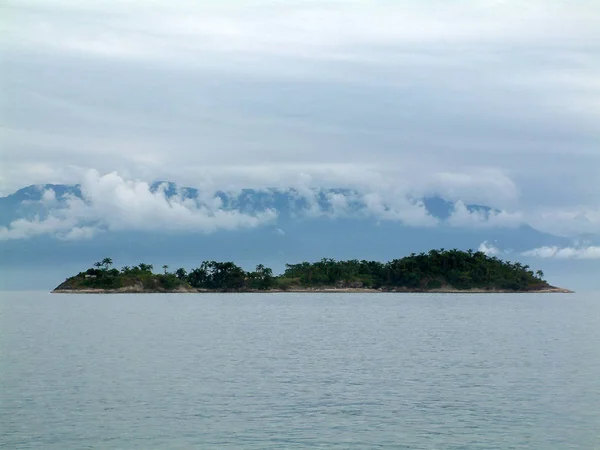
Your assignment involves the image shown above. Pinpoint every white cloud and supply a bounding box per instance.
[41,188,57,203]
[4,1,599,62]
[524,207,600,238]
[446,200,600,238]
[3,169,600,240]
[306,186,438,226]
[1,0,599,240]
[360,192,437,227]
[446,201,523,229]
[0,216,79,241]
[478,241,501,257]
[521,246,600,260]
[0,170,443,240]
[0,171,278,240]
[425,170,519,209]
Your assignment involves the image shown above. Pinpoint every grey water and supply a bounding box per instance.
[1,292,599,449]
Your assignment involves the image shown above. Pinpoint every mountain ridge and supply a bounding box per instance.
[0,182,506,225]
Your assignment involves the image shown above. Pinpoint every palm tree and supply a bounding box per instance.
[162,265,169,274]
[93,261,102,270]
[101,257,113,270]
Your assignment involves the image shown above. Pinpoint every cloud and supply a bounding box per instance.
[41,188,57,203]
[1,0,599,241]
[0,170,444,240]
[0,216,79,241]
[524,207,600,238]
[4,1,599,62]
[425,170,519,209]
[478,241,501,257]
[2,169,600,241]
[521,245,600,260]
[446,201,523,229]
[360,192,437,227]
[0,171,278,240]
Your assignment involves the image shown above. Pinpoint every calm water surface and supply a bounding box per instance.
[1,292,599,449]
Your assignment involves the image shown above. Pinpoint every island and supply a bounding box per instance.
[52,249,572,293]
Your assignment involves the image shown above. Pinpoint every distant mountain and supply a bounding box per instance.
[0,184,82,226]
[0,182,498,226]
[0,182,571,285]
[421,196,495,220]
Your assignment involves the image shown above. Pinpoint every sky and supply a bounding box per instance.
[1,0,599,290]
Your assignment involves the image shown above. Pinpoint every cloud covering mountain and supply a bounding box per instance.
[1,0,599,289]
[2,175,599,290]
[0,171,579,241]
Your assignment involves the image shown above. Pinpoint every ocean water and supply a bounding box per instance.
[1,291,599,449]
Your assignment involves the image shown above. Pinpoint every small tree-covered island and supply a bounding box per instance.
[53,250,572,293]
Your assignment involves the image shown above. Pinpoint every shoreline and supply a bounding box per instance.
[51,286,574,294]
[54,251,566,295]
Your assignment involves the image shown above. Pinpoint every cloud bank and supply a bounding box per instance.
[0,170,443,240]
[0,171,278,240]
[473,241,600,260]
[3,170,600,241]
[1,0,599,240]
[521,246,600,260]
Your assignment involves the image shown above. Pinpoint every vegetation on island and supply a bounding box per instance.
[54,249,559,293]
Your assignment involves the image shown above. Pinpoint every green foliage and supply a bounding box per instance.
[280,249,548,291]
[175,268,187,280]
[273,277,295,291]
[425,279,443,289]
[66,260,190,292]
[65,251,550,292]
[247,264,275,290]
[158,274,179,290]
[187,261,249,291]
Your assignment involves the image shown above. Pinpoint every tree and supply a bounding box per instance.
[536,270,544,279]
[80,251,550,293]
[138,263,153,272]
[187,266,208,287]
[253,264,274,289]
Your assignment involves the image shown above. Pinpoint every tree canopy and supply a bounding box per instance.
[58,249,551,292]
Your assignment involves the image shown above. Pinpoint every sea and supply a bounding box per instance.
[1,291,599,449]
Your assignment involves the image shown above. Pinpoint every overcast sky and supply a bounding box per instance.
[1,0,600,280]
